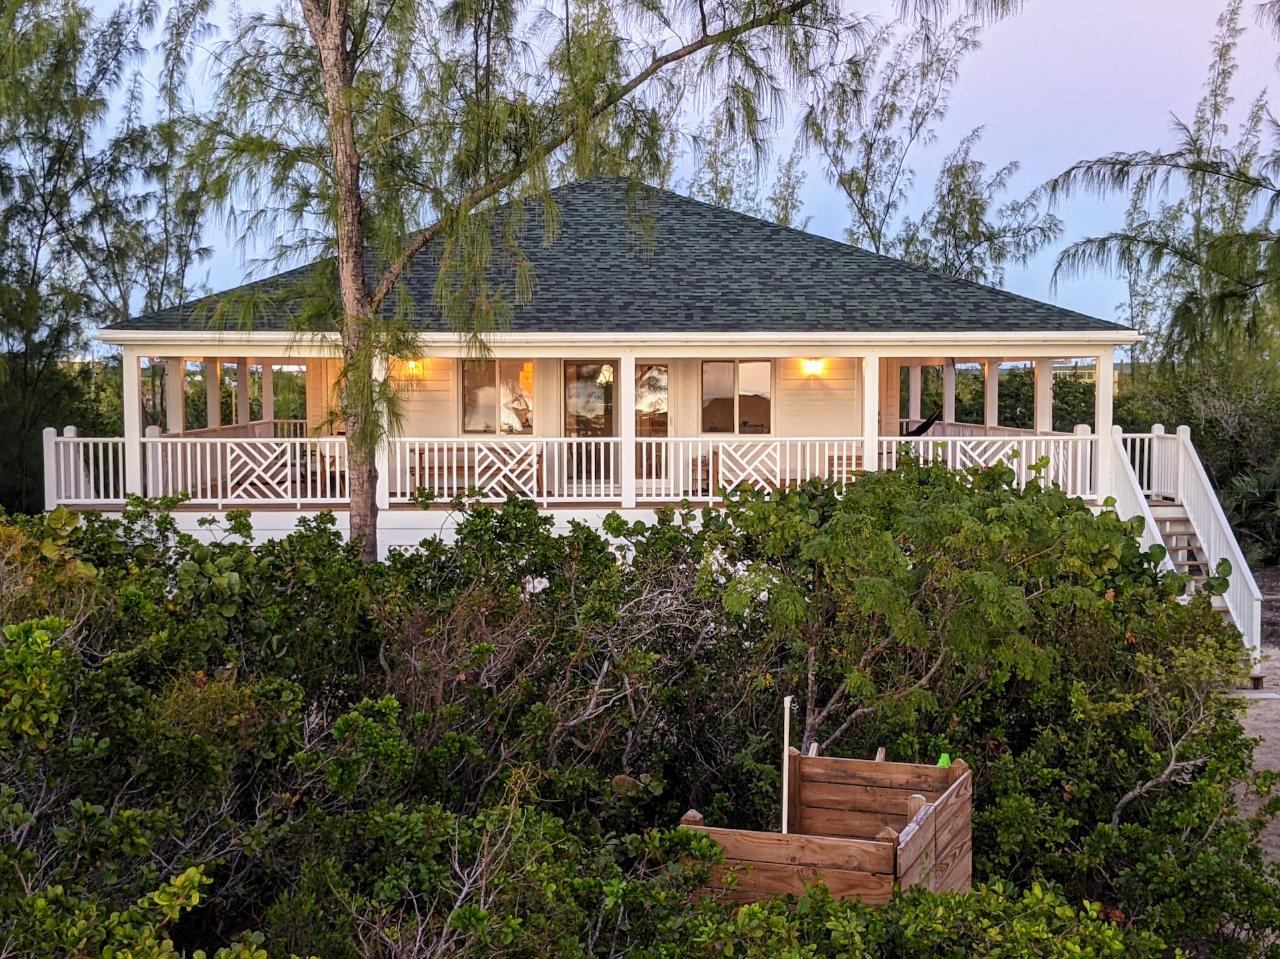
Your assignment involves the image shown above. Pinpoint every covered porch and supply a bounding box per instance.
[43,339,1118,511]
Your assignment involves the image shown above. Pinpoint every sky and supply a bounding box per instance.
[197,0,1277,325]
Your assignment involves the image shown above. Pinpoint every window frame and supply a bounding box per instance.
[459,358,535,436]
[699,359,773,436]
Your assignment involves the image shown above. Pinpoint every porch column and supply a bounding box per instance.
[619,353,637,508]
[1034,358,1054,434]
[984,359,999,428]
[373,355,389,510]
[164,358,185,434]
[261,362,275,423]
[942,360,956,423]
[205,359,221,430]
[235,357,251,425]
[861,354,880,471]
[1094,350,1115,500]
[122,348,143,495]
[908,365,922,422]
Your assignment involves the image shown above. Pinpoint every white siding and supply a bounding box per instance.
[775,357,861,437]
[396,358,455,436]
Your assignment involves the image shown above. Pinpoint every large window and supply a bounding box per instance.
[563,361,616,436]
[701,360,771,434]
[636,363,668,437]
[461,359,534,434]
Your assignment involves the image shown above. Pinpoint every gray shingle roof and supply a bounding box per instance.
[108,176,1127,336]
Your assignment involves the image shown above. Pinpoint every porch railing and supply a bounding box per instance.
[42,429,127,507]
[142,435,349,507]
[878,433,1097,499]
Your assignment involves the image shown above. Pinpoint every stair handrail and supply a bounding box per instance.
[1109,427,1176,574]
[1173,425,1263,668]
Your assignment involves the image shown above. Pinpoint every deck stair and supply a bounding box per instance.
[1114,425,1262,685]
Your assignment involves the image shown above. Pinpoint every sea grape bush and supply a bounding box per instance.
[1,463,1278,956]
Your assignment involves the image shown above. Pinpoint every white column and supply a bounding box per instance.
[942,361,956,424]
[42,427,57,510]
[373,355,389,510]
[261,361,275,423]
[984,359,1000,428]
[145,424,162,494]
[235,357,251,425]
[1094,350,1115,500]
[1034,358,1054,434]
[205,359,221,430]
[619,353,637,508]
[908,365,922,422]
[123,348,143,495]
[861,354,880,471]
[164,358,185,434]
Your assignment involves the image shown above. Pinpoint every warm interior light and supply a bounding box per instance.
[801,358,825,377]
[400,358,426,378]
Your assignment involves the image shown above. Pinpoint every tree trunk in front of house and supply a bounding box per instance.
[302,0,380,562]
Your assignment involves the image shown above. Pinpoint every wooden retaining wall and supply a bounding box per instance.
[682,748,971,903]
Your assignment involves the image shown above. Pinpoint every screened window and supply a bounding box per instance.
[461,359,534,434]
[701,360,771,434]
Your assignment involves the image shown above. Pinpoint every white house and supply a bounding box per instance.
[42,177,1262,674]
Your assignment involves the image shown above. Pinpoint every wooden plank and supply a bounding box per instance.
[691,826,895,874]
[799,779,943,815]
[896,801,935,876]
[798,755,955,793]
[710,861,895,904]
[930,836,972,893]
[785,747,801,834]
[931,772,973,857]
[794,803,905,840]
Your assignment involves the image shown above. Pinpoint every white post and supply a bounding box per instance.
[861,354,881,470]
[619,353,637,508]
[205,358,221,430]
[62,426,79,502]
[235,357,251,425]
[42,427,57,510]
[1176,424,1191,502]
[145,424,161,495]
[781,694,794,834]
[164,358,185,434]
[261,361,275,425]
[1094,350,1115,501]
[123,348,143,495]
[908,364,922,423]
[1034,358,1054,434]
[942,360,956,424]
[373,355,390,510]
[984,359,1000,429]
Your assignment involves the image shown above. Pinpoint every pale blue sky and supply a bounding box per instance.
[197,0,1276,324]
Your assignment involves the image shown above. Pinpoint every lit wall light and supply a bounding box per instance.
[801,358,825,377]
[400,358,427,379]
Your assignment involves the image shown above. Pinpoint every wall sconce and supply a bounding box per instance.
[801,358,825,377]
[400,358,427,379]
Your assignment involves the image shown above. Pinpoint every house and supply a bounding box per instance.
[42,176,1261,673]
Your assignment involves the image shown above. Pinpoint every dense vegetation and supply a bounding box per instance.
[3,465,1278,957]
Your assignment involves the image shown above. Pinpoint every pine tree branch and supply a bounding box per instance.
[369,0,817,312]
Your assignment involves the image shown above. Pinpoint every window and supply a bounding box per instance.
[636,363,668,437]
[701,360,771,434]
[563,361,616,436]
[461,359,534,434]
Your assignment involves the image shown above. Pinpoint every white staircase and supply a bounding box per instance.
[1113,426,1263,684]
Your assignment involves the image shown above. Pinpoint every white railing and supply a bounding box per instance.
[181,419,311,439]
[878,434,1096,499]
[43,428,127,507]
[634,437,864,503]
[141,435,349,506]
[1107,428,1176,571]
[1119,426,1181,501]
[1175,428,1261,662]
[388,437,621,505]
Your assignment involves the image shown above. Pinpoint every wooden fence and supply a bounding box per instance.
[681,747,971,903]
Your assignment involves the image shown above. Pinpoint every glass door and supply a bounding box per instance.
[635,363,669,485]
[562,361,618,495]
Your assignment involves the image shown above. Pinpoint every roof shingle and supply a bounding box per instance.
[108,176,1127,336]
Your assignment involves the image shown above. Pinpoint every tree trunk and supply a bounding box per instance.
[301,0,380,562]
